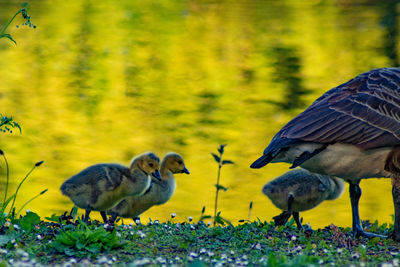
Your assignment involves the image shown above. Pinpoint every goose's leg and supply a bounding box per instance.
[100,211,108,223]
[273,211,292,226]
[349,180,385,238]
[84,206,92,223]
[288,194,303,230]
[293,212,303,230]
[273,194,294,226]
[391,179,400,241]
[109,212,118,224]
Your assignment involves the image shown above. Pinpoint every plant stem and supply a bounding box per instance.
[15,189,47,217]
[2,154,9,204]
[0,9,22,35]
[8,164,37,216]
[213,161,222,227]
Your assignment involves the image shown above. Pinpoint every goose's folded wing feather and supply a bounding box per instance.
[280,68,400,149]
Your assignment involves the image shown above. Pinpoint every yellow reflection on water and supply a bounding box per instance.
[0,0,397,227]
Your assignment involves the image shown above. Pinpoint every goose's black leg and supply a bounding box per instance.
[100,211,108,223]
[273,194,294,226]
[391,183,400,241]
[293,212,303,230]
[84,206,92,223]
[273,211,292,226]
[349,180,385,238]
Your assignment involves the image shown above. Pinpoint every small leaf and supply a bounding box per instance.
[220,216,233,227]
[215,184,228,191]
[222,160,234,165]
[40,189,48,195]
[214,216,224,225]
[218,144,227,155]
[211,153,220,163]
[0,34,16,45]
[12,122,21,133]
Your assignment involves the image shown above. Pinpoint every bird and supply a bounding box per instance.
[251,67,400,240]
[60,152,161,223]
[108,152,189,222]
[262,168,344,229]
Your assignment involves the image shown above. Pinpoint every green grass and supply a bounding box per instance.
[0,212,399,266]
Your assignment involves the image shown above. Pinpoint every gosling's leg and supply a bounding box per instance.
[109,212,118,224]
[293,212,303,230]
[273,194,294,226]
[100,211,108,223]
[391,179,400,241]
[84,206,92,223]
[349,180,385,238]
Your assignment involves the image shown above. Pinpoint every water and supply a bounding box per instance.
[0,0,398,227]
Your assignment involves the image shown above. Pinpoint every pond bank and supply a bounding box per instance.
[0,212,399,266]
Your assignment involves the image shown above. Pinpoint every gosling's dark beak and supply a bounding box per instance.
[182,166,190,174]
[152,170,161,180]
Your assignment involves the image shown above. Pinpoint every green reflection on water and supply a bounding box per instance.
[0,0,398,227]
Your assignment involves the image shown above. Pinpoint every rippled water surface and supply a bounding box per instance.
[0,0,398,227]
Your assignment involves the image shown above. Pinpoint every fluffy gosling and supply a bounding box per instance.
[263,168,344,229]
[109,152,189,222]
[60,152,161,222]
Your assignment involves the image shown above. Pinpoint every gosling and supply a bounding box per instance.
[60,152,161,223]
[263,168,344,230]
[109,152,189,222]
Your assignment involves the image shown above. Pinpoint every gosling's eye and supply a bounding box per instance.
[149,163,154,167]
[177,160,183,164]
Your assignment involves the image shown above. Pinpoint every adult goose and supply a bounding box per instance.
[251,68,400,240]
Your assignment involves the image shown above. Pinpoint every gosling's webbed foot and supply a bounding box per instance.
[273,210,292,226]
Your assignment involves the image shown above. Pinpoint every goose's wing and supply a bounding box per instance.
[251,68,400,168]
[282,68,400,149]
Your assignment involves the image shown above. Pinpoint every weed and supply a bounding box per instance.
[0,115,21,134]
[0,2,35,45]
[0,150,45,224]
[49,221,125,258]
[210,144,234,226]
